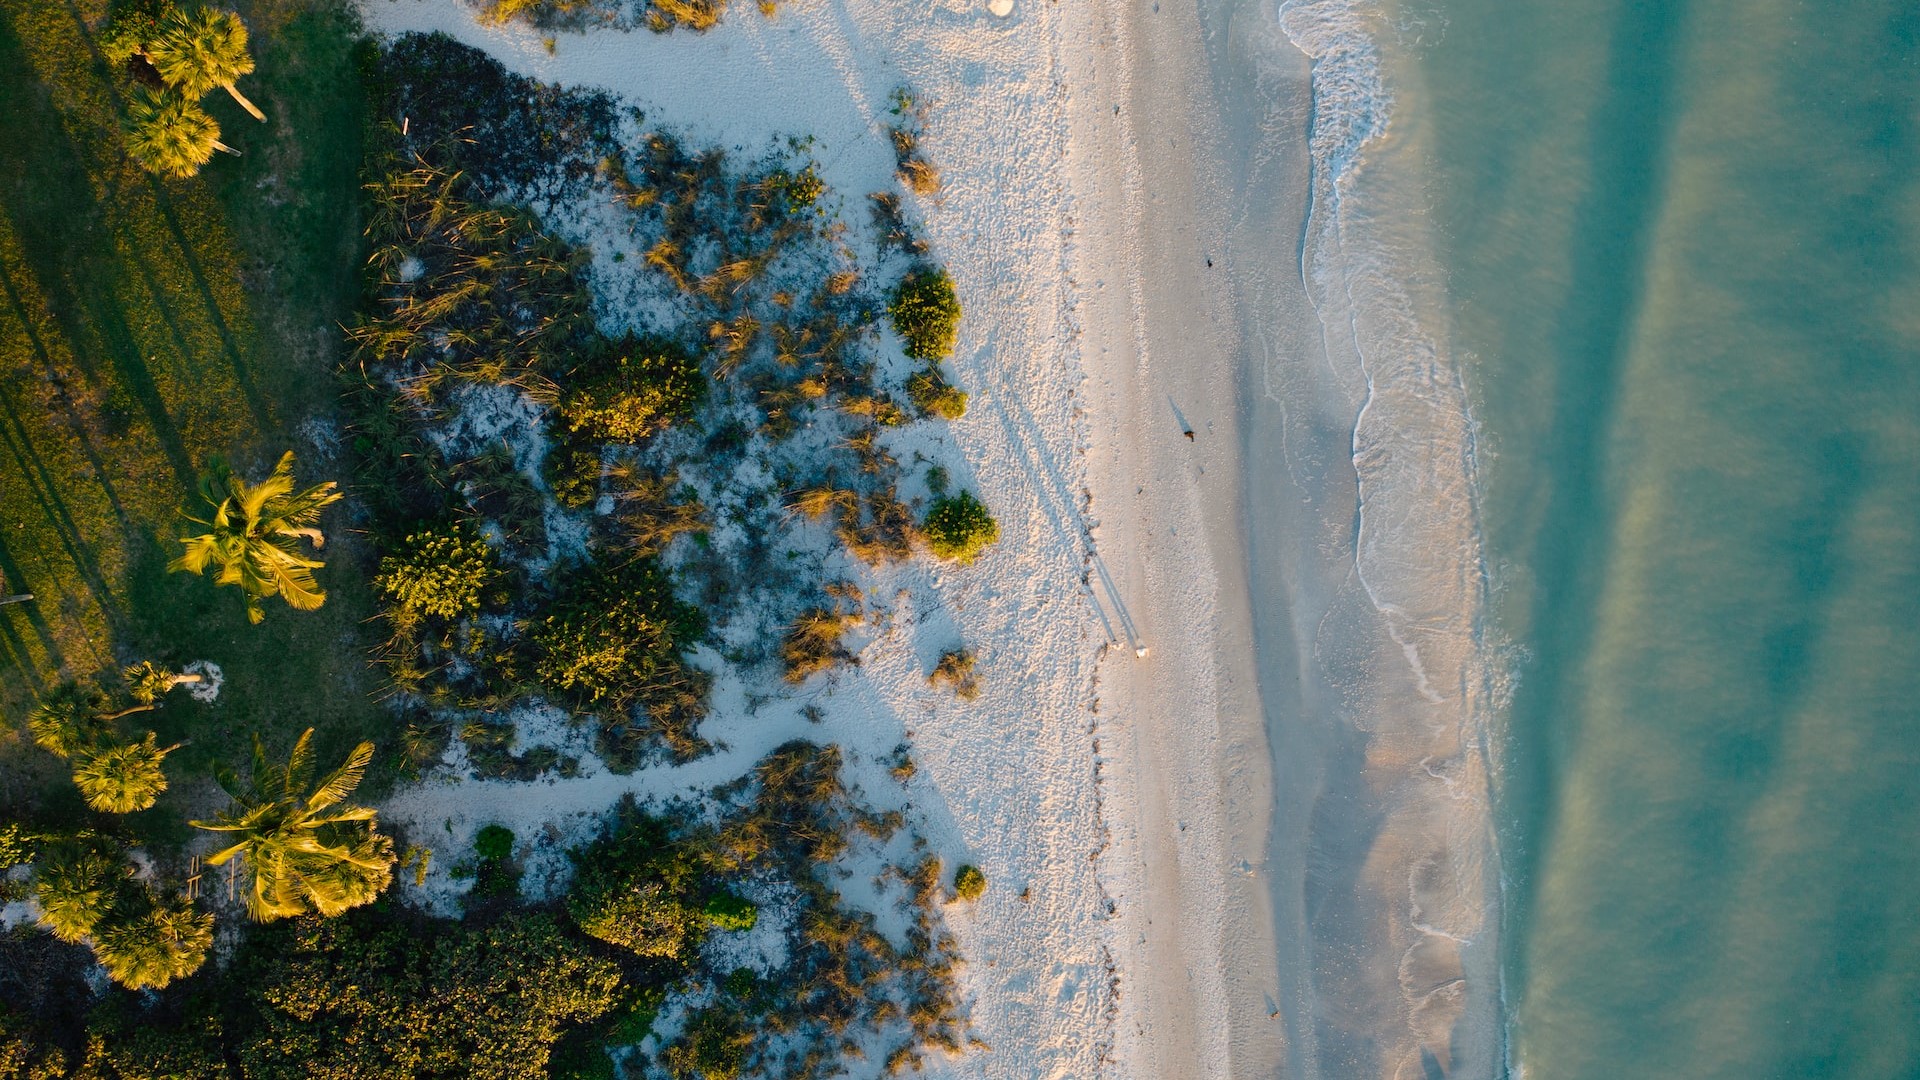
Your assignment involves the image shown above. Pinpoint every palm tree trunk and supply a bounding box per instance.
[0,593,31,606]
[224,83,266,123]
[173,672,205,686]
[103,703,159,721]
[212,139,242,157]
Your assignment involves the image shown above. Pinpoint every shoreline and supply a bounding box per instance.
[1079,0,1505,1075]
[352,0,1502,1075]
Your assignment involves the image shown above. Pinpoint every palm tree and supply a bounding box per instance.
[27,681,153,760]
[147,6,266,122]
[169,451,343,624]
[72,733,182,814]
[124,659,206,704]
[122,86,236,180]
[33,840,130,944]
[191,728,395,921]
[91,895,214,990]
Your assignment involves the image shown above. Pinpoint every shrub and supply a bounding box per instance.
[528,559,705,713]
[644,0,726,32]
[557,336,705,443]
[704,892,758,932]
[927,649,980,700]
[459,444,548,548]
[375,525,502,628]
[922,491,998,564]
[888,267,960,361]
[542,429,605,510]
[662,1006,749,1080]
[235,911,621,1079]
[952,864,986,902]
[566,813,713,961]
[769,166,823,211]
[781,609,861,683]
[906,367,967,420]
[474,824,516,862]
[573,882,702,959]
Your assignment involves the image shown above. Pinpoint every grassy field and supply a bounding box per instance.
[0,0,387,824]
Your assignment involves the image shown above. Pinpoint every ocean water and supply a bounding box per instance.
[1396,0,1920,1076]
[1277,0,1919,1073]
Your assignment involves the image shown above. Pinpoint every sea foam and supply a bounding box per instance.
[1278,0,1505,1075]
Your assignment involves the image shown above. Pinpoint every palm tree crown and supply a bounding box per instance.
[169,451,343,624]
[191,728,394,921]
[27,681,115,759]
[148,6,266,122]
[122,85,226,180]
[73,733,182,814]
[92,896,214,990]
[34,840,130,944]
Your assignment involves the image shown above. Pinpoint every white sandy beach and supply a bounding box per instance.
[356,0,1501,1076]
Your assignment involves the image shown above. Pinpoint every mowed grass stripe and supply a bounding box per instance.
[0,0,387,812]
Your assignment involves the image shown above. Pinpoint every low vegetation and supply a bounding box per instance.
[924,490,1000,563]
[890,265,963,361]
[886,88,941,196]
[479,0,781,33]
[953,863,987,902]
[928,648,981,700]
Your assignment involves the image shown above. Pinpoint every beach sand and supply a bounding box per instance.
[354,0,1500,1075]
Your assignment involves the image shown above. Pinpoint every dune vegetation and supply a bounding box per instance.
[4,9,987,1078]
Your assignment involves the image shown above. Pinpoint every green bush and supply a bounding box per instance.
[474,824,516,862]
[235,911,621,1080]
[566,811,713,962]
[542,430,605,510]
[722,967,758,998]
[528,559,705,712]
[922,490,998,564]
[557,336,705,444]
[953,864,986,902]
[662,1006,749,1080]
[888,266,960,361]
[571,881,703,960]
[703,892,757,932]
[906,367,967,420]
[374,525,502,627]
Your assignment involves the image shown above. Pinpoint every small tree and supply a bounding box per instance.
[170,451,343,624]
[91,895,214,990]
[922,490,998,564]
[888,266,960,361]
[72,733,181,814]
[122,86,234,180]
[148,6,266,121]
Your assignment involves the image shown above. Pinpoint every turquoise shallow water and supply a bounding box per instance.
[1404,0,1920,1075]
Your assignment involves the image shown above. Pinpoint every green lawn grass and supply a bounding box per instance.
[0,0,388,823]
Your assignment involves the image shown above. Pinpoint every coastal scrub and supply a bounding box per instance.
[923,491,999,563]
